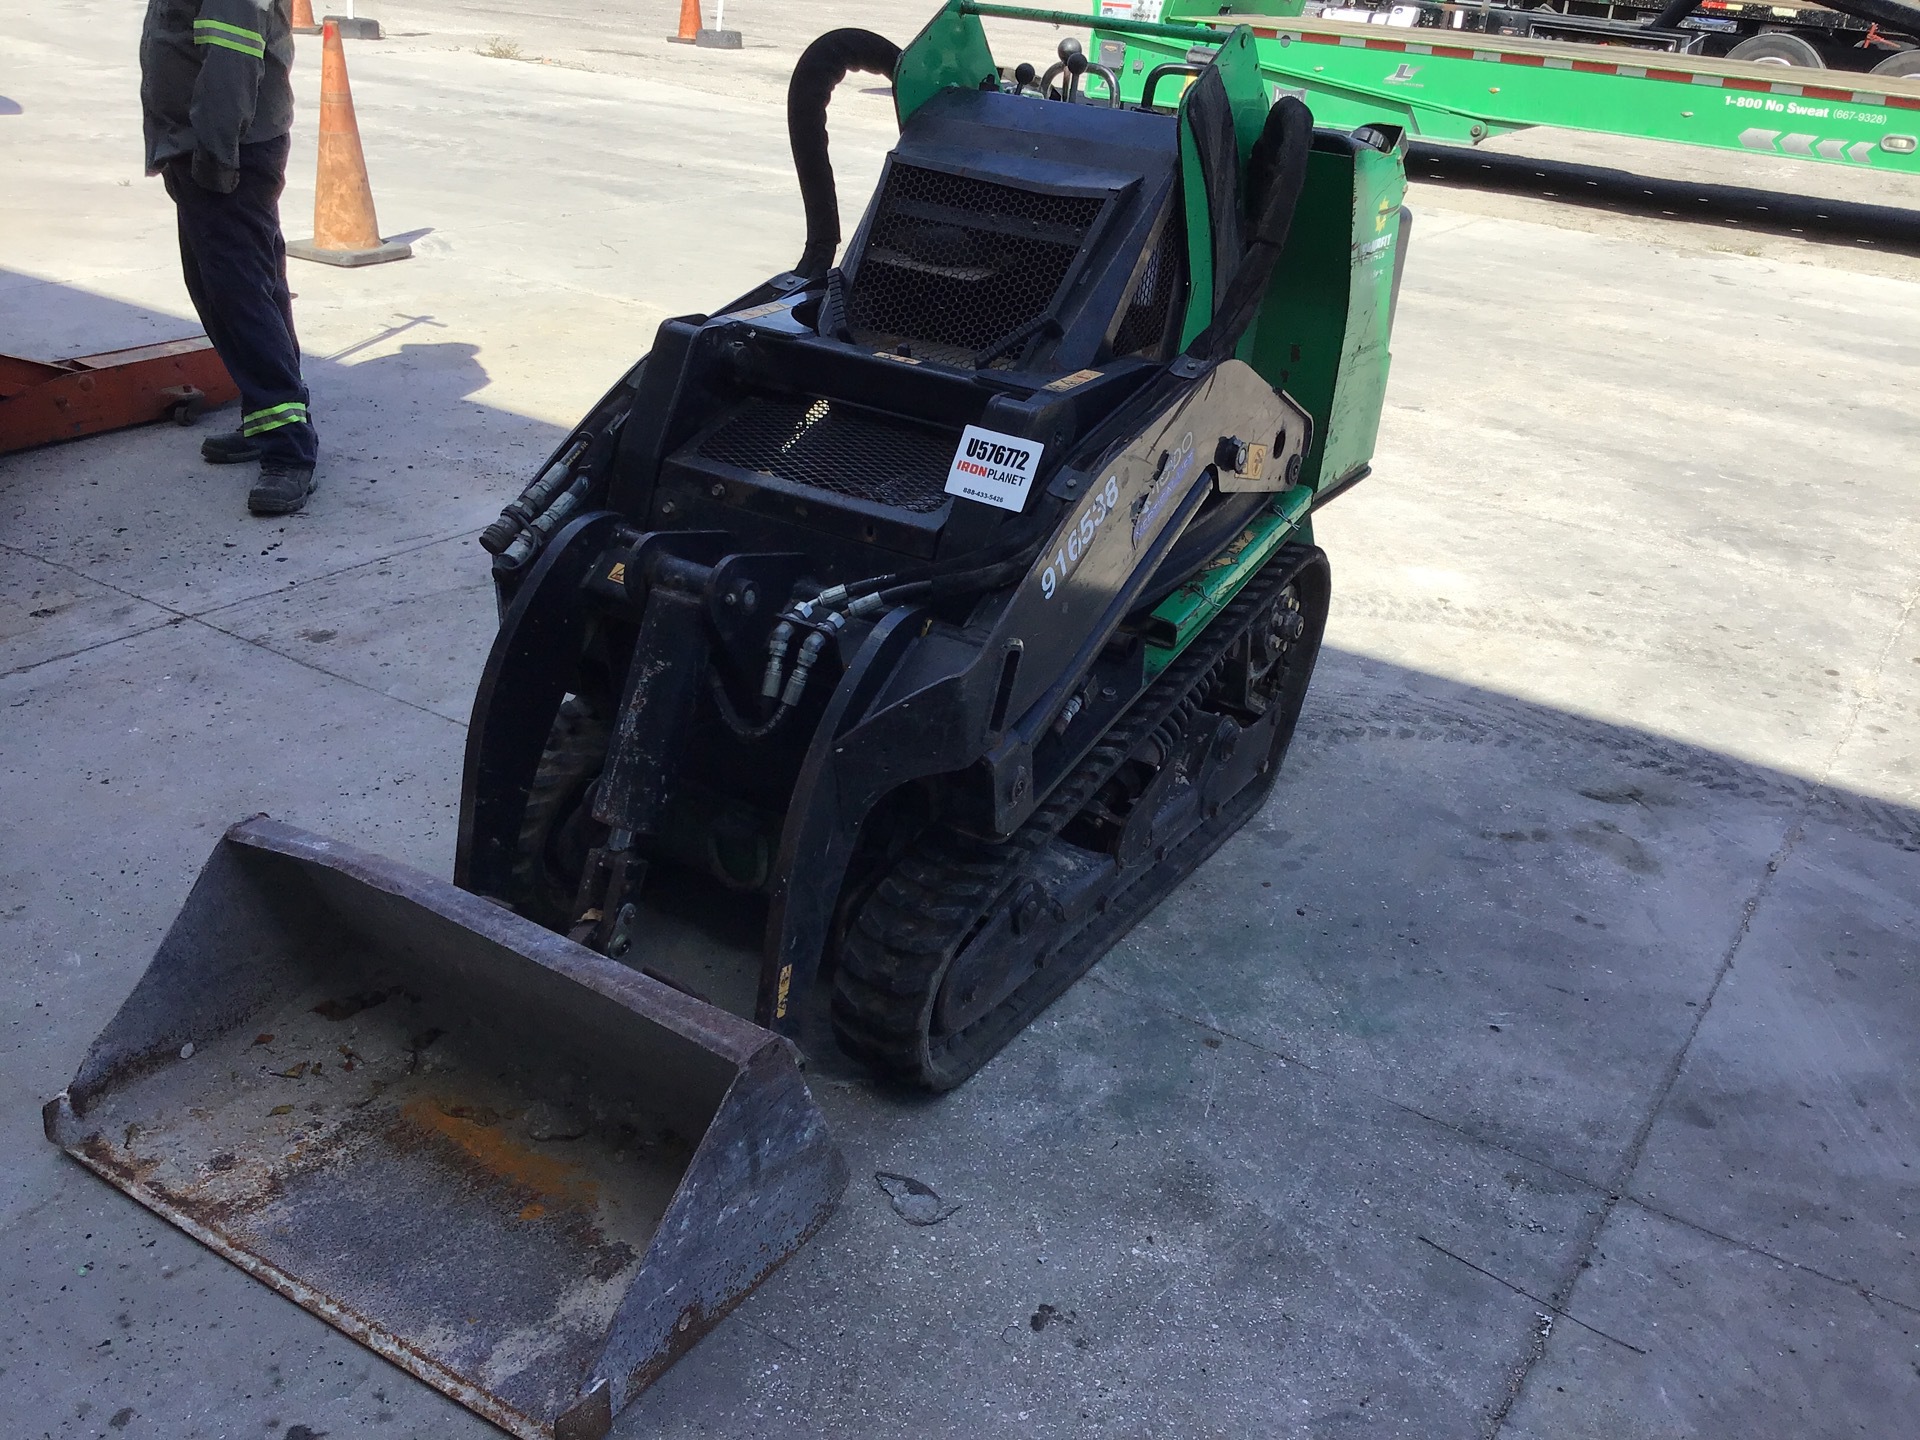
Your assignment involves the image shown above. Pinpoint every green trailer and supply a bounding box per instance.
[1029,0,1920,176]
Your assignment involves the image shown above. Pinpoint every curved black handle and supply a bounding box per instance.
[1140,62,1203,111]
[788,28,902,280]
[1186,95,1315,365]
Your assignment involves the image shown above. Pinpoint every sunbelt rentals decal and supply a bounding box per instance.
[945,426,1042,513]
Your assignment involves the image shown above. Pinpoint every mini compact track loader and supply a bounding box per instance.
[46,5,1409,1436]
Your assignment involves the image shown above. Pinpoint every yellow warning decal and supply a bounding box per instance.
[774,963,794,1018]
[727,300,790,321]
[1044,368,1103,393]
[606,561,627,586]
[876,351,922,365]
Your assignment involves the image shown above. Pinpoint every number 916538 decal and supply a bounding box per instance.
[1040,474,1123,600]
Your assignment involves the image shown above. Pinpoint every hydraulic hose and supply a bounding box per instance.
[788,29,902,279]
[755,514,1055,708]
[1185,96,1314,365]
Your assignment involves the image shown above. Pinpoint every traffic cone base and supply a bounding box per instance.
[668,0,701,43]
[286,235,412,267]
[290,22,410,268]
[694,29,743,49]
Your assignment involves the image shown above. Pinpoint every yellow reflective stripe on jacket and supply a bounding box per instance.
[197,34,267,58]
[243,401,309,436]
[193,20,265,57]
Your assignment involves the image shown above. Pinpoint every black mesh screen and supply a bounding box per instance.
[847,162,1105,367]
[1110,216,1186,359]
[697,397,955,514]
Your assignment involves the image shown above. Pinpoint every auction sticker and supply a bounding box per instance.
[945,425,1042,512]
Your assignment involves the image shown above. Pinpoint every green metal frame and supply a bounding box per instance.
[1088,1,1920,176]
[1144,487,1315,674]
[894,4,999,124]
[1248,136,1404,496]
[893,3,1404,668]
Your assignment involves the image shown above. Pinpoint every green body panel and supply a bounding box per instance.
[1092,8,1920,176]
[1246,140,1403,493]
[1144,486,1314,675]
[895,5,998,125]
[1159,0,1305,17]
[1159,21,1396,487]
[962,3,1214,45]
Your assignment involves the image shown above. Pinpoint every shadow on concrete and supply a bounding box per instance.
[1409,139,1920,254]
[0,272,217,360]
[310,336,491,414]
[1303,646,1919,853]
[0,273,497,466]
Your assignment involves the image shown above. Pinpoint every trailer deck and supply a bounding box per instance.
[1062,1,1920,174]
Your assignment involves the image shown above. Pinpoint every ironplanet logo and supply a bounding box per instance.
[945,424,1043,513]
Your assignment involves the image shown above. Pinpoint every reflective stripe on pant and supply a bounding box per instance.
[243,399,310,436]
[164,134,317,467]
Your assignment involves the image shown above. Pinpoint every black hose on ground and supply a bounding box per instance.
[788,29,902,280]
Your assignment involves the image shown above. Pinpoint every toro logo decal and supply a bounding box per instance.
[1130,432,1196,545]
[945,425,1043,513]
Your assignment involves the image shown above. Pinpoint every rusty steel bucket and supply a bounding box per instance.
[44,818,847,1440]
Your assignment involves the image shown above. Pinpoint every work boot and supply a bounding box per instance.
[249,461,316,516]
[201,430,262,464]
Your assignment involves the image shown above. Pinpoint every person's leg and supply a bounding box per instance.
[169,136,317,507]
[168,163,266,464]
[166,163,238,375]
[250,134,305,407]
[225,137,314,471]
[270,221,299,362]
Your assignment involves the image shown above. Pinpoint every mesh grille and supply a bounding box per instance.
[697,397,955,514]
[1111,217,1186,359]
[848,163,1105,366]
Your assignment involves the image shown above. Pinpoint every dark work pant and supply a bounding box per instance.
[163,136,317,467]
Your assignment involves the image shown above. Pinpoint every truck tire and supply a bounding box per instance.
[1728,33,1825,68]
[1871,48,1920,78]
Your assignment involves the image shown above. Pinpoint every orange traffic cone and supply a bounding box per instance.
[286,23,411,268]
[291,0,320,36]
[668,0,701,43]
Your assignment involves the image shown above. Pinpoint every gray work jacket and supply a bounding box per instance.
[140,0,296,192]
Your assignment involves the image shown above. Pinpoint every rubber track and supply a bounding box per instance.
[508,695,610,930]
[831,545,1319,1088]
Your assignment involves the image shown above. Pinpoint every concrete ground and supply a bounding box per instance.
[3,3,1917,1437]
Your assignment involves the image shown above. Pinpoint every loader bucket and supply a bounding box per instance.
[43,818,847,1440]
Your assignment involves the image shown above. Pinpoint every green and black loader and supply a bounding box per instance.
[45,6,1410,1436]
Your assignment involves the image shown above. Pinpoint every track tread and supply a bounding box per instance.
[832,545,1326,1089]
[507,695,609,929]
